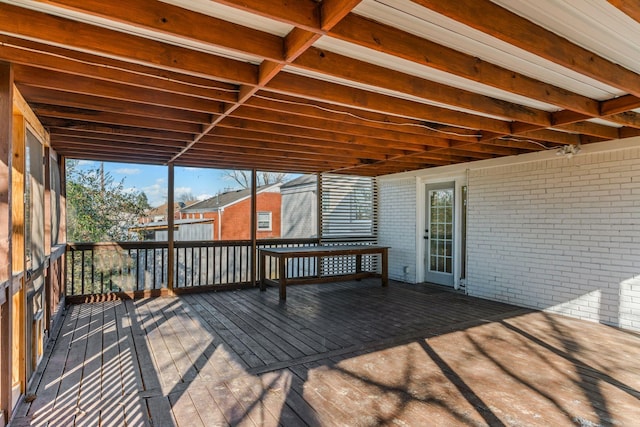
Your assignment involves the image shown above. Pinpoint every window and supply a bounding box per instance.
[257,211,272,231]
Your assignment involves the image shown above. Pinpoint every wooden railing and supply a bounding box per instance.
[66,238,321,297]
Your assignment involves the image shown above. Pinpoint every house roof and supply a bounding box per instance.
[3,1,640,176]
[281,174,317,190]
[182,183,279,212]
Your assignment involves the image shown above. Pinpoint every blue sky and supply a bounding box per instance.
[73,160,247,207]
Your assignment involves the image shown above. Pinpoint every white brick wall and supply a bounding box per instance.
[467,148,640,331]
[378,178,417,282]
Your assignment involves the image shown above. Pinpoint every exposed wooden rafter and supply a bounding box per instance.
[0,0,638,175]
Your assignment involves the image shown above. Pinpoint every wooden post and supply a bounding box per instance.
[250,169,257,287]
[0,61,13,426]
[316,172,322,243]
[167,163,174,295]
[315,172,322,277]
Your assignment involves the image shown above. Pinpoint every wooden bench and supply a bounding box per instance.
[259,245,389,300]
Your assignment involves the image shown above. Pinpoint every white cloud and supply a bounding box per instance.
[196,193,213,201]
[142,179,168,207]
[174,186,193,199]
[114,167,142,175]
[77,160,97,167]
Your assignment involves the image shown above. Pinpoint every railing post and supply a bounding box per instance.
[251,169,257,287]
[167,163,174,295]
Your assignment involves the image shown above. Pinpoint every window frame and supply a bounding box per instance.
[257,211,272,231]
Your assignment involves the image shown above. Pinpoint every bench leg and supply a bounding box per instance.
[278,255,287,300]
[260,252,266,291]
[381,249,388,287]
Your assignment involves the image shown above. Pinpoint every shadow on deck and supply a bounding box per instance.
[12,280,640,426]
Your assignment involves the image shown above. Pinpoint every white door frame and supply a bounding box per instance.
[416,175,466,289]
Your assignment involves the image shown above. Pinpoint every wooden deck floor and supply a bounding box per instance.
[12,279,640,426]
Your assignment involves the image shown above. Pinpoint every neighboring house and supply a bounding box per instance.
[281,174,376,239]
[179,184,282,240]
[280,175,317,238]
[138,201,195,224]
[130,218,214,241]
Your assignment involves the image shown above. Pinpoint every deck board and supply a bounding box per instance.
[14,279,640,426]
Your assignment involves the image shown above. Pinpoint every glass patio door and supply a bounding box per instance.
[425,183,454,286]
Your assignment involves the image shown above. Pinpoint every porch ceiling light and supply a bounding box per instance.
[556,143,581,159]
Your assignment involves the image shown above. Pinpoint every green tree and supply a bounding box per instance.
[66,160,151,242]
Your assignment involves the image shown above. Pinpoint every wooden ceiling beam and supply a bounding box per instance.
[186,145,363,166]
[176,152,342,170]
[267,72,512,133]
[17,85,211,124]
[58,150,172,165]
[13,65,225,115]
[0,35,238,102]
[292,47,552,126]
[229,105,453,149]
[246,92,481,143]
[217,116,449,150]
[53,137,183,155]
[329,13,599,117]
[32,104,203,134]
[34,0,284,61]
[213,0,320,31]
[206,128,409,157]
[608,1,640,23]
[600,94,640,116]
[414,0,640,98]
[199,135,391,160]
[553,122,621,140]
[42,121,193,142]
[168,0,358,163]
[0,3,257,85]
[49,128,188,148]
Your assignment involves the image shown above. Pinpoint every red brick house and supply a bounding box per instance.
[179,184,282,240]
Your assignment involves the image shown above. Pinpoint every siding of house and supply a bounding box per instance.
[281,184,317,238]
[378,177,417,283]
[378,139,640,331]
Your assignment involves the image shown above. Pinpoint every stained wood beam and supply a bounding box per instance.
[189,144,365,165]
[213,0,320,31]
[18,85,211,124]
[32,104,203,134]
[230,106,453,148]
[43,122,193,142]
[169,0,361,163]
[33,0,284,61]
[49,128,187,147]
[608,0,640,23]
[267,72,512,133]
[293,47,551,126]
[0,35,238,102]
[57,149,171,164]
[246,92,481,143]
[0,4,257,85]
[600,95,640,116]
[200,134,392,160]
[329,13,599,117]
[53,138,182,156]
[414,0,640,98]
[14,65,225,115]
[206,128,410,157]
[553,122,620,140]
[218,116,449,150]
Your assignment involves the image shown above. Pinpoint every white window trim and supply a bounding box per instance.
[257,211,272,231]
